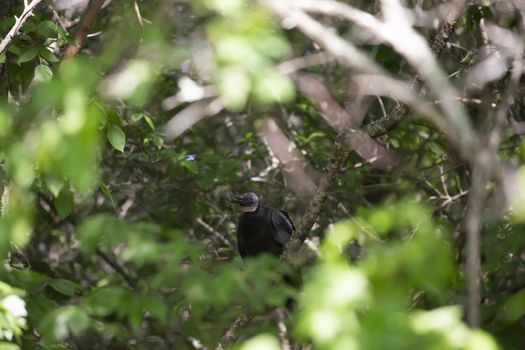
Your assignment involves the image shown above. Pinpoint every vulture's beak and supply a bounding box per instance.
[231,196,242,204]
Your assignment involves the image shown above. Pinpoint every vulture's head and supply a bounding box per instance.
[231,192,259,212]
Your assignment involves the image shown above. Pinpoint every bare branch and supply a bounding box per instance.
[284,133,351,258]
[0,0,44,55]
[281,0,472,259]
[276,52,334,75]
[287,0,474,157]
[261,0,383,75]
[353,74,456,141]
[216,314,253,349]
[132,0,143,27]
[65,0,107,58]
[162,98,224,140]
[276,308,291,350]
[293,73,394,170]
[96,248,138,289]
[256,118,317,201]
[196,217,234,249]
[464,164,488,328]
[162,77,217,111]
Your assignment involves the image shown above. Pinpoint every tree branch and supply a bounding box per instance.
[96,248,138,289]
[65,0,107,58]
[284,135,350,261]
[464,164,487,328]
[283,0,469,258]
[0,0,43,55]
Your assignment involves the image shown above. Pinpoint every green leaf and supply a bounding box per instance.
[218,67,250,110]
[107,125,126,153]
[368,208,393,235]
[130,112,145,123]
[182,160,198,174]
[504,288,525,321]
[77,216,108,255]
[128,303,144,332]
[0,342,20,350]
[0,53,5,64]
[253,69,295,104]
[152,134,164,149]
[39,306,91,343]
[38,48,59,63]
[34,65,53,83]
[141,295,167,324]
[17,47,37,64]
[37,21,58,38]
[106,108,122,126]
[12,270,47,294]
[144,115,155,130]
[83,286,132,318]
[7,44,21,55]
[240,334,280,350]
[45,175,65,198]
[26,294,56,327]
[48,279,78,297]
[98,181,116,210]
[55,187,74,219]
[77,215,128,254]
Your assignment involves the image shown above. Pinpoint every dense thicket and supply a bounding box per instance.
[1,0,524,349]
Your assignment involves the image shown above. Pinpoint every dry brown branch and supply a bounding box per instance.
[65,0,107,58]
[0,0,43,55]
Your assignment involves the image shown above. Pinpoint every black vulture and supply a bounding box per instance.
[231,192,294,258]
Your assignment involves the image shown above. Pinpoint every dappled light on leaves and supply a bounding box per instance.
[101,60,157,106]
[295,201,495,350]
[239,334,281,350]
[0,0,523,348]
[0,285,27,345]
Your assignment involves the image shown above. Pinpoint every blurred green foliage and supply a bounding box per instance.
[0,0,523,349]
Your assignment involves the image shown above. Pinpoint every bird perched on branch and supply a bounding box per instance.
[231,192,294,258]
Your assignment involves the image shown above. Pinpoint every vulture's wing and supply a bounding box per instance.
[270,209,294,246]
[237,219,247,258]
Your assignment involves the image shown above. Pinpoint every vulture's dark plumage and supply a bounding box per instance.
[231,192,294,258]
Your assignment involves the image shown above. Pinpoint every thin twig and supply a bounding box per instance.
[281,0,469,257]
[132,0,143,27]
[276,51,334,75]
[96,248,138,289]
[196,217,234,248]
[363,0,468,137]
[276,308,291,350]
[0,0,43,55]
[216,314,253,350]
